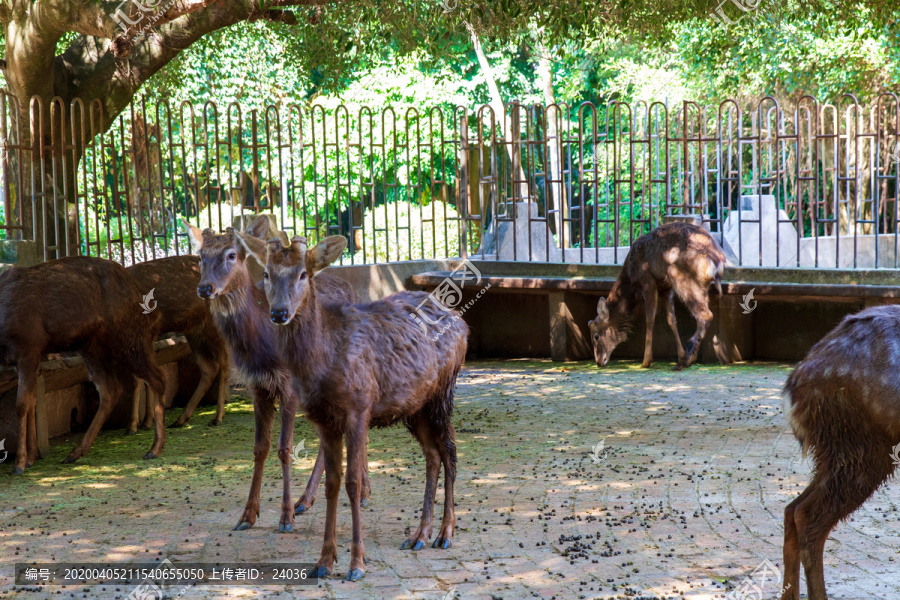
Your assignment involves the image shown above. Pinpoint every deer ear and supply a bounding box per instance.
[233,229,267,265]
[245,215,271,240]
[596,297,610,322]
[307,236,348,273]
[183,220,205,252]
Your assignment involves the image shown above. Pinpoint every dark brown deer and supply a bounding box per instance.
[781,305,900,600]
[126,255,229,432]
[236,230,467,581]
[0,257,167,474]
[185,219,369,533]
[589,222,725,369]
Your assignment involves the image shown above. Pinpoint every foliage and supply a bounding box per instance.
[350,199,462,263]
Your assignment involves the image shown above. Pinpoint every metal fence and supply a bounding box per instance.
[1,91,898,269]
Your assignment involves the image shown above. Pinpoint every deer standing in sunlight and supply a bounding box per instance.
[235,229,467,582]
[589,222,725,369]
[186,218,369,533]
[781,305,900,600]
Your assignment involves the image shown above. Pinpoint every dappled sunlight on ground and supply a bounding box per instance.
[0,360,897,599]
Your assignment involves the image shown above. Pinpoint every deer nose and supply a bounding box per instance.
[271,308,290,324]
[197,284,213,299]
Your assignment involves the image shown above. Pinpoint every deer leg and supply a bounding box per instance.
[432,422,457,549]
[13,355,40,474]
[126,379,143,435]
[794,457,895,600]
[139,378,155,430]
[133,362,167,460]
[782,486,814,600]
[402,416,441,550]
[312,427,343,579]
[235,387,276,531]
[678,290,713,369]
[296,432,370,514]
[276,391,297,533]
[641,290,658,368]
[25,395,38,466]
[361,431,372,507]
[295,443,324,514]
[63,370,123,464]
[663,290,686,364]
[344,421,369,581]
[170,354,218,428]
[212,361,228,426]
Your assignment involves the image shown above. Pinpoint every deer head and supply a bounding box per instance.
[237,230,347,325]
[588,297,627,367]
[185,217,269,299]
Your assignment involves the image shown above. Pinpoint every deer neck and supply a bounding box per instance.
[607,276,641,326]
[281,285,335,388]
[210,267,257,319]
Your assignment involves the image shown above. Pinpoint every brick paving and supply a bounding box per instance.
[1,359,899,599]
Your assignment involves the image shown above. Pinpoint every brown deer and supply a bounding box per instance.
[589,222,725,369]
[781,305,900,600]
[185,219,369,533]
[126,255,229,432]
[235,230,467,581]
[0,257,167,474]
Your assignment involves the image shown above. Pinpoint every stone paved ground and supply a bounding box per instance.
[1,359,899,600]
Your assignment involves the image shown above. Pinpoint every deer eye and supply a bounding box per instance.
[227,251,237,261]
[299,271,308,281]
[263,271,269,280]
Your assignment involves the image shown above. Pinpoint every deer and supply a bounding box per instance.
[125,255,229,432]
[0,256,167,474]
[588,222,725,370]
[185,218,370,533]
[234,228,468,582]
[781,305,900,600]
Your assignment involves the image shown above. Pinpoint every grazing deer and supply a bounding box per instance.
[185,219,369,533]
[236,230,467,582]
[781,305,900,600]
[126,255,229,432]
[589,222,725,369]
[0,257,167,474]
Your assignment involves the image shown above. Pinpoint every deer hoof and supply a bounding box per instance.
[234,521,254,531]
[168,421,186,429]
[641,361,652,368]
[12,466,24,475]
[209,419,222,427]
[400,539,426,551]
[126,428,138,436]
[143,452,158,460]
[346,568,365,581]
[294,501,313,515]
[311,566,331,579]
[360,498,369,508]
[61,454,78,464]
[278,523,293,533]
[432,537,452,549]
